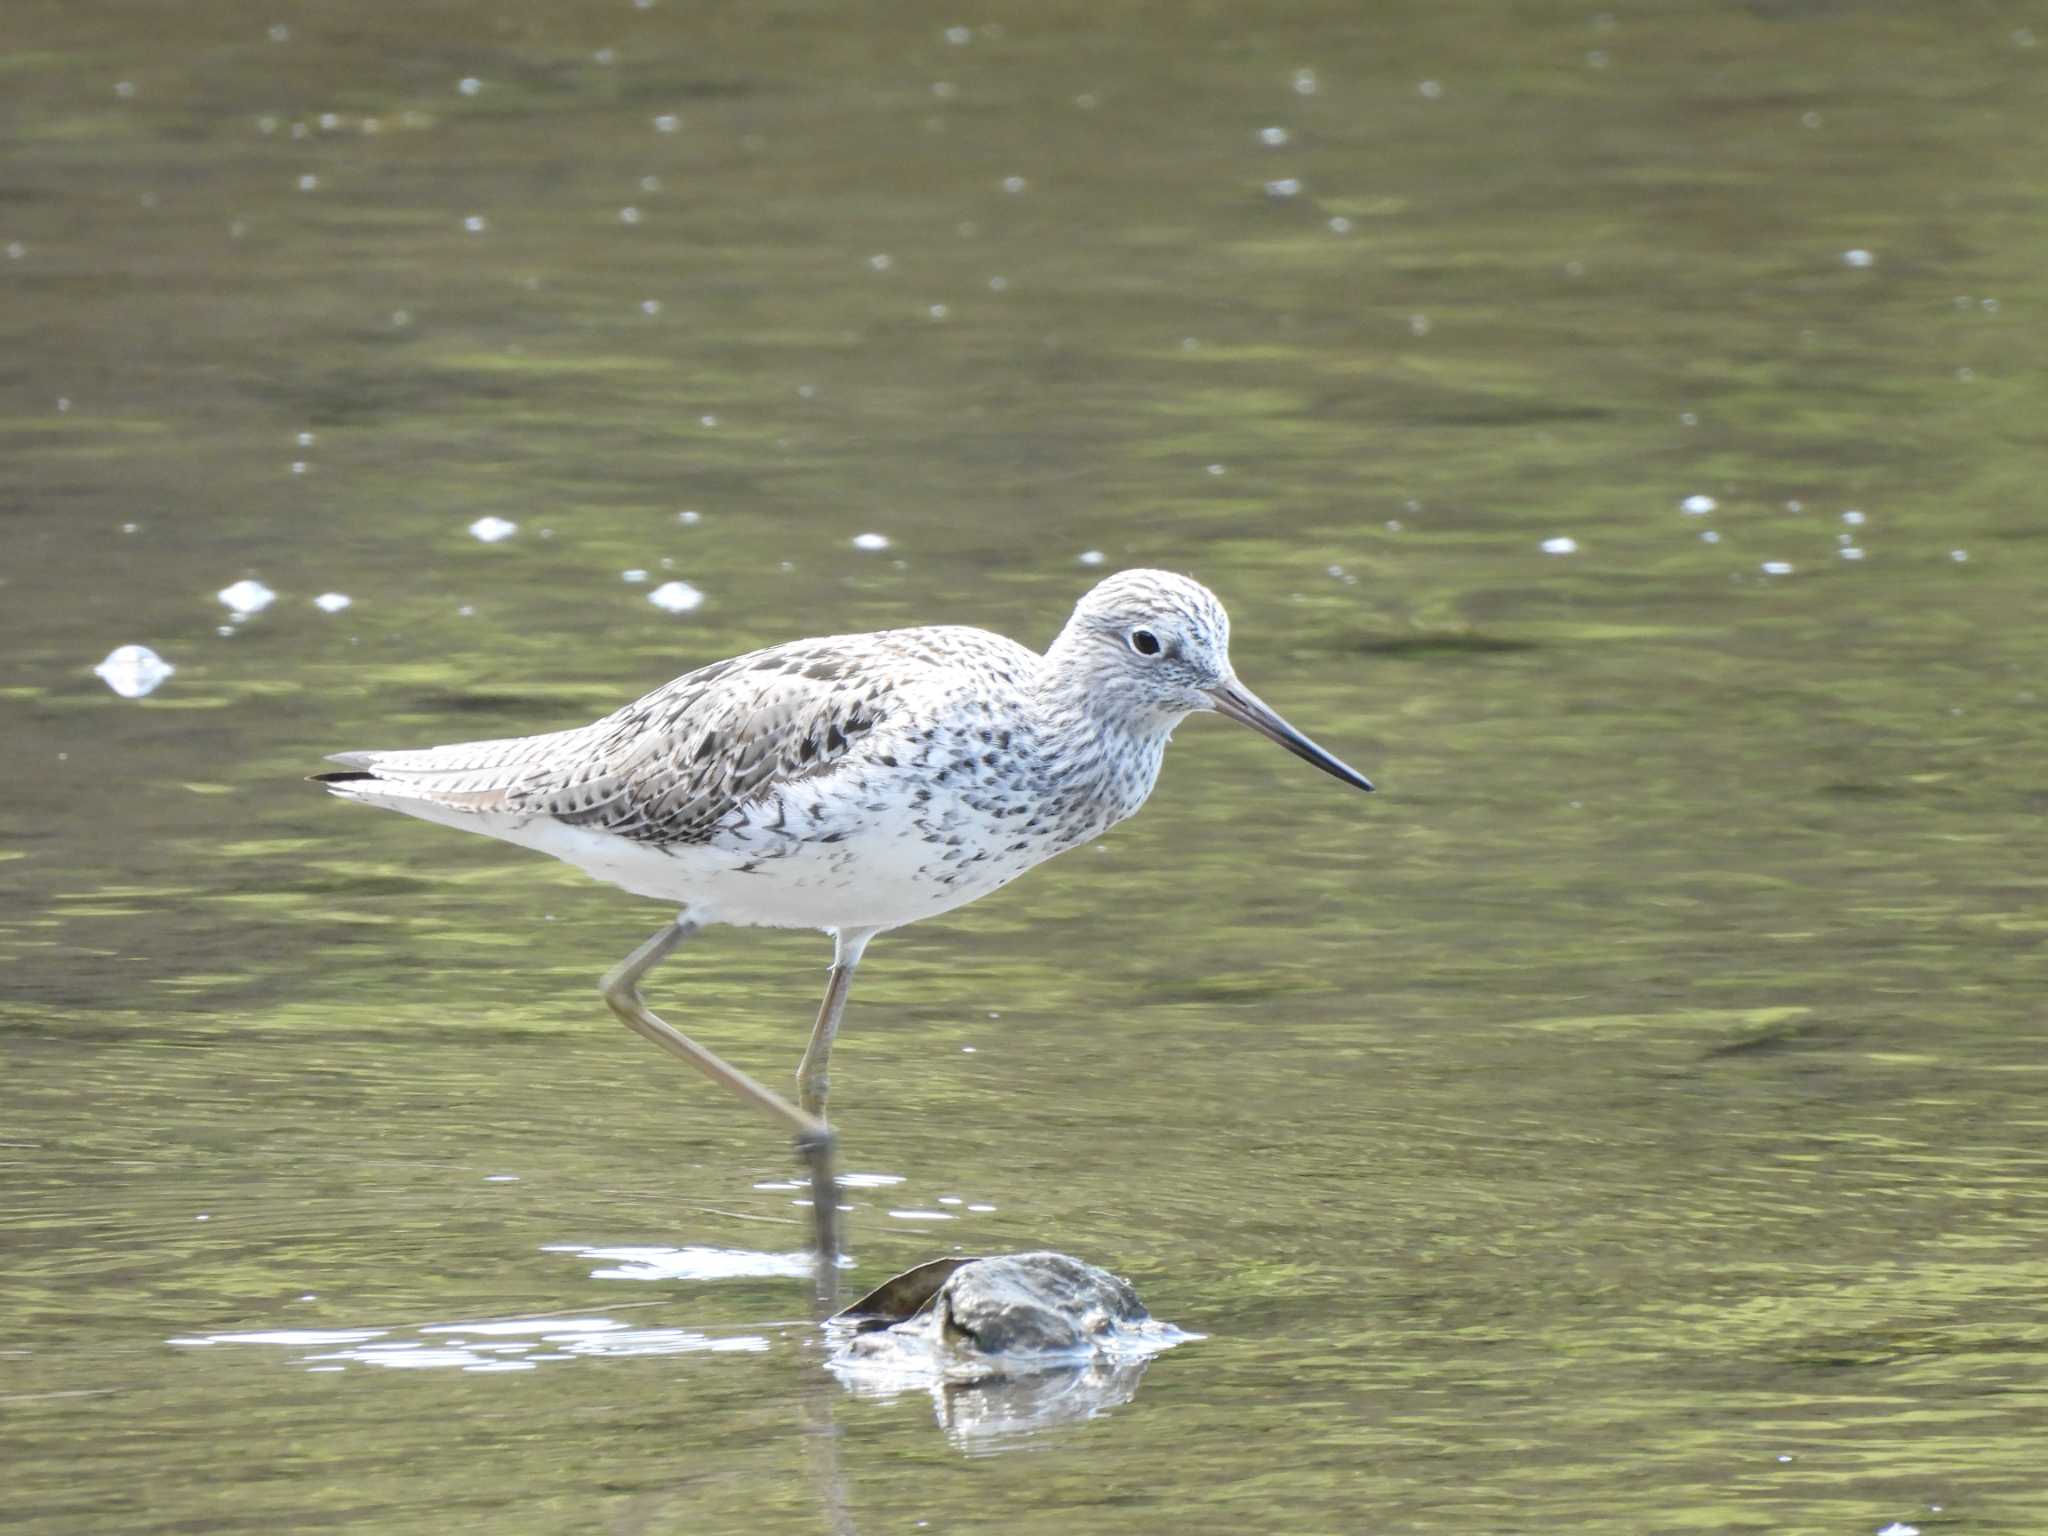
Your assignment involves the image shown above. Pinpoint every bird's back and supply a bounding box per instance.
[315,624,1074,926]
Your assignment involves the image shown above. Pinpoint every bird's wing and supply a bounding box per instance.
[498,638,898,844]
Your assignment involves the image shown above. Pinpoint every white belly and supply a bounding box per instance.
[463,781,1070,934]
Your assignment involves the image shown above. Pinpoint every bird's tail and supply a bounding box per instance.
[310,735,565,815]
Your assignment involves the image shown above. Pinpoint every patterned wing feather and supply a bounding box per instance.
[506,641,895,844]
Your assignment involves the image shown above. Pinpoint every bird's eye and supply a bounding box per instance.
[1128,628,1163,657]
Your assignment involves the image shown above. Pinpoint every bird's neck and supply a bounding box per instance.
[1030,655,1179,827]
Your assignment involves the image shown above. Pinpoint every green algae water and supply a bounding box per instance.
[4,1,2045,1531]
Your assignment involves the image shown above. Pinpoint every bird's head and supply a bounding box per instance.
[1056,568,1235,717]
[1049,569,1374,792]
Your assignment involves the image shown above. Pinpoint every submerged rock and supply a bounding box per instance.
[827,1251,1193,1449]
[836,1251,1152,1364]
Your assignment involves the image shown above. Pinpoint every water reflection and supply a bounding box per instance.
[543,1242,816,1282]
[164,1245,1193,1459]
[835,1353,1164,1456]
[170,1314,772,1373]
[163,1298,1181,1456]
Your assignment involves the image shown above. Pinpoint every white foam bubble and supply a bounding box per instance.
[93,644,174,699]
[468,516,517,543]
[218,579,277,614]
[647,580,704,613]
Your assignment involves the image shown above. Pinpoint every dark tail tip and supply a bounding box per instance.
[309,771,378,785]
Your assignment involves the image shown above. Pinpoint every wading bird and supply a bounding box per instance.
[315,570,1374,1301]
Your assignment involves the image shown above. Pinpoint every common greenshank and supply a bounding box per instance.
[315,570,1373,1302]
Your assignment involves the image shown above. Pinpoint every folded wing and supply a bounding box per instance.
[315,639,896,845]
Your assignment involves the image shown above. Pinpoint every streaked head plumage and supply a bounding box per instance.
[1050,569,1235,719]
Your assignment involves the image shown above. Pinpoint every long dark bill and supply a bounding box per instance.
[1207,681,1375,793]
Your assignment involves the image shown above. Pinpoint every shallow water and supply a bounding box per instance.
[5,1,2046,1531]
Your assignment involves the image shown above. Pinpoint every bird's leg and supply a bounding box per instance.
[599,918,840,1307]
[796,928,876,1121]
